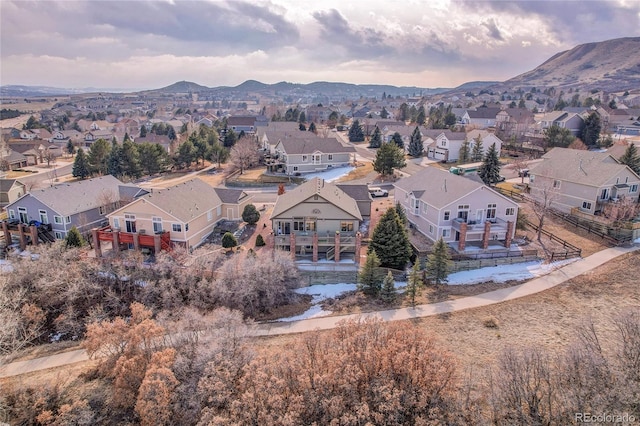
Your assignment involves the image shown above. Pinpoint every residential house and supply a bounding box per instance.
[52,129,84,146]
[0,179,26,209]
[305,105,333,123]
[257,124,307,154]
[99,179,252,255]
[528,148,640,215]
[536,111,585,136]
[133,133,173,153]
[394,167,518,252]
[495,108,534,139]
[461,107,501,128]
[270,177,364,262]
[335,184,372,220]
[19,130,38,140]
[270,136,356,175]
[8,141,62,165]
[84,130,115,145]
[227,116,258,134]
[0,147,28,170]
[5,175,147,240]
[425,130,467,162]
[1,128,21,140]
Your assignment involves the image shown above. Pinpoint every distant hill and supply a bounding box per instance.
[154,80,211,93]
[0,85,92,97]
[452,81,500,91]
[501,37,640,92]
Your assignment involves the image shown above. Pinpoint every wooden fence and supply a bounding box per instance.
[525,220,582,261]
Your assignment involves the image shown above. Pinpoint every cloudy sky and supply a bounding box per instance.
[1,0,639,90]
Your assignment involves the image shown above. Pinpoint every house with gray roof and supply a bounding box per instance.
[270,177,363,262]
[461,107,501,128]
[101,178,252,253]
[0,179,26,209]
[528,148,640,215]
[271,136,356,175]
[5,175,147,240]
[394,167,518,252]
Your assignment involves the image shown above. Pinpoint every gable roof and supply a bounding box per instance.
[465,108,501,119]
[277,136,356,155]
[227,116,257,126]
[529,147,640,186]
[14,175,141,216]
[0,179,24,192]
[272,177,362,220]
[213,187,249,204]
[394,166,515,209]
[335,184,371,202]
[123,178,223,223]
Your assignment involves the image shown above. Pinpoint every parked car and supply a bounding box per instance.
[368,187,389,197]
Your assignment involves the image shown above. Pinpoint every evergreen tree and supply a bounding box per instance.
[358,251,383,296]
[458,137,471,163]
[72,149,90,179]
[426,237,452,286]
[619,143,640,175]
[416,106,426,125]
[255,234,266,247]
[395,202,408,226]
[140,125,147,137]
[391,132,404,149]
[380,107,389,119]
[348,120,365,142]
[543,125,575,150]
[380,271,396,303]
[121,139,142,178]
[242,204,260,225]
[87,138,111,175]
[107,141,124,177]
[138,143,169,175]
[581,112,601,147]
[408,126,424,157]
[167,126,177,141]
[369,207,411,270]
[373,142,406,177]
[471,136,484,162]
[308,122,317,134]
[175,139,196,169]
[369,126,382,148]
[221,232,238,250]
[65,226,85,248]
[478,143,501,185]
[224,128,237,148]
[298,111,306,123]
[299,123,306,131]
[405,261,423,307]
[66,139,75,155]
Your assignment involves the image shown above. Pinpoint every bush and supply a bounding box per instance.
[221,232,238,249]
[242,204,260,225]
[255,234,265,247]
[482,316,499,328]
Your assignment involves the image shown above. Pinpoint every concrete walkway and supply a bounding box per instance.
[1,245,637,378]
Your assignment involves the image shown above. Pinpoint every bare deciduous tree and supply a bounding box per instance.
[229,137,258,174]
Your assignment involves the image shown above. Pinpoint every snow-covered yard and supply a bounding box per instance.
[275,258,580,322]
[303,166,354,182]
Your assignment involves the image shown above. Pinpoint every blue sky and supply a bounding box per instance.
[1,0,639,90]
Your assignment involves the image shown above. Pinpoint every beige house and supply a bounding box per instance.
[528,148,640,215]
[270,136,356,175]
[270,178,363,262]
[95,179,252,256]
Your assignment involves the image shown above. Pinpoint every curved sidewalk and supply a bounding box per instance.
[1,245,637,378]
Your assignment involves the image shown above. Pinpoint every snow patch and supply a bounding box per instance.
[303,166,354,183]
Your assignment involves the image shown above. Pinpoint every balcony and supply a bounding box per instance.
[451,217,508,233]
[96,226,171,251]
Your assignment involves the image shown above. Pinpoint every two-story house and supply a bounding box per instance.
[528,148,640,215]
[394,167,518,252]
[270,177,364,262]
[227,116,258,134]
[96,179,252,256]
[425,130,503,163]
[536,111,585,136]
[461,107,501,128]
[270,136,356,175]
[5,175,146,240]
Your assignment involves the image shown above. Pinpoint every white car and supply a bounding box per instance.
[368,187,389,197]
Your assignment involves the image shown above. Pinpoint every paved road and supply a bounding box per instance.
[1,244,636,379]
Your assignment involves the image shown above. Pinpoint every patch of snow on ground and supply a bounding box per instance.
[447,258,579,285]
[304,166,354,182]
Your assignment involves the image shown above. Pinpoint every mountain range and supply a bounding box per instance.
[1,37,638,98]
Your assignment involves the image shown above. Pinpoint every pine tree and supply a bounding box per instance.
[458,137,471,163]
[369,126,382,148]
[391,132,404,149]
[72,149,90,179]
[471,135,484,162]
[222,232,238,250]
[405,261,423,307]
[348,120,365,142]
[380,271,396,303]
[87,138,111,175]
[369,207,411,270]
[242,204,260,225]
[619,143,640,175]
[426,237,452,286]
[416,106,426,125]
[581,112,601,147]
[373,142,406,177]
[395,202,407,226]
[65,226,85,248]
[358,251,383,296]
[140,125,147,137]
[408,126,423,157]
[309,122,317,134]
[121,139,142,178]
[66,139,75,155]
[107,141,124,177]
[478,142,501,185]
[255,234,266,247]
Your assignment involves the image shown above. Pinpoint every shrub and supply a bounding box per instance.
[483,316,499,328]
[242,204,260,225]
[221,232,238,249]
[255,234,265,247]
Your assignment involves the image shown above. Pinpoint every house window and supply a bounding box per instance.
[631,184,638,193]
[486,204,497,220]
[172,223,182,232]
[582,201,592,210]
[185,223,189,232]
[341,222,354,232]
[553,180,561,189]
[99,206,105,215]
[429,224,434,234]
[302,155,308,162]
[293,166,298,172]
[312,154,321,164]
[152,217,163,233]
[442,228,450,238]
[54,231,64,239]
[113,218,120,229]
[422,202,428,213]
[65,216,71,224]
[328,154,333,161]
[505,208,515,216]
[8,209,15,219]
[207,211,213,221]
[293,221,304,231]
[457,205,470,222]
[600,188,610,200]
[305,220,316,232]
[124,214,136,233]
[217,206,222,216]
[444,211,450,221]
[39,210,48,224]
